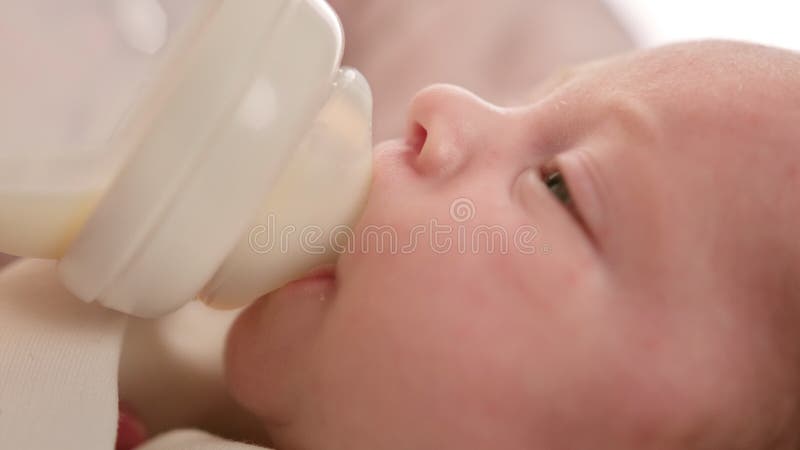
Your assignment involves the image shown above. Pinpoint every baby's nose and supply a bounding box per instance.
[406,84,503,175]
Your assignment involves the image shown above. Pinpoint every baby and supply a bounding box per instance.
[225,41,800,450]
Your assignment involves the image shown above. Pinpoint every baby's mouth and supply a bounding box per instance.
[251,262,337,309]
[287,263,337,287]
[270,263,338,301]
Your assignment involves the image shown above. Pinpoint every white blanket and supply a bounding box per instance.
[0,259,271,449]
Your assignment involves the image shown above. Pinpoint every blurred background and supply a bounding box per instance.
[607,0,800,51]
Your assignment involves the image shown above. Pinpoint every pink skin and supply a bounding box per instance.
[226,41,800,450]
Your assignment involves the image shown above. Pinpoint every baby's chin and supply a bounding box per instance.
[224,271,337,424]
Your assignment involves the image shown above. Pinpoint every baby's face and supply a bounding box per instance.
[227,42,800,450]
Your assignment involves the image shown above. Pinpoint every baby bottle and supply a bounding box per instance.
[0,0,373,317]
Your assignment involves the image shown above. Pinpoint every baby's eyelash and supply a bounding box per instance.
[540,164,573,207]
[540,158,597,245]
[544,171,572,206]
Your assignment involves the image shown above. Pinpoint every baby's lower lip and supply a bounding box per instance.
[280,263,336,292]
[291,264,335,283]
[252,265,335,311]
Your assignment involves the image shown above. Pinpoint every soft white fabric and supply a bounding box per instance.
[0,259,125,449]
[0,260,271,450]
[140,429,267,450]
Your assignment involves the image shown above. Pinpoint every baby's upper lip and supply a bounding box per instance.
[374,138,414,154]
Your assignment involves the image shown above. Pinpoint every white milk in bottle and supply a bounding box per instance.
[0,0,208,257]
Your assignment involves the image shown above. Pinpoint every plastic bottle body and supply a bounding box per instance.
[0,0,374,317]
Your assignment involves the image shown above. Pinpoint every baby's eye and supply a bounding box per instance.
[540,160,595,242]
[543,170,573,207]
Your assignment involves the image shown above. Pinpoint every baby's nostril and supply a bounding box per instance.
[407,122,428,153]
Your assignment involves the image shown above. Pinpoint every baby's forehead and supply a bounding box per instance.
[535,43,797,151]
[603,41,800,109]
[553,42,800,150]
[533,41,800,177]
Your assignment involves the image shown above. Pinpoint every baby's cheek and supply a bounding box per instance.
[224,306,278,420]
[224,288,327,425]
[304,316,541,447]
[585,286,800,448]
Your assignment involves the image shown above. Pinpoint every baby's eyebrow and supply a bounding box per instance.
[536,84,659,155]
[590,92,660,145]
